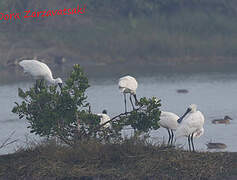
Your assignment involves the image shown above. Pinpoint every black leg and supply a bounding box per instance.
[35,79,40,93]
[39,79,44,88]
[124,93,127,113]
[133,94,139,106]
[167,129,171,145]
[188,135,191,151]
[191,133,195,152]
[170,130,174,145]
[130,94,135,110]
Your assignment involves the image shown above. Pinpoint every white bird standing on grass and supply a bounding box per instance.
[97,110,111,128]
[159,111,179,145]
[19,60,63,88]
[176,104,205,152]
[118,75,139,113]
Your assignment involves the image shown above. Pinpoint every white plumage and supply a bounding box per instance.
[193,127,204,138]
[118,75,138,112]
[160,111,179,130]
[19,60,62,86]
[176,104,205,151]
[119,75,138,94]
[97,110,111,128]
[159,111,179,145]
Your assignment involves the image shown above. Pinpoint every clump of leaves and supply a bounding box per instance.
[12,64,92,144]
[12,64,162,145]
[88,97,162,140]
[127,97,161,132]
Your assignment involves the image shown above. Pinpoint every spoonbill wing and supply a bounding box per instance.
[19,60,53,79]
[160,111,179,130]
[118,76,138,92]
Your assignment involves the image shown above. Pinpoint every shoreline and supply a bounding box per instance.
[1,60,237,84]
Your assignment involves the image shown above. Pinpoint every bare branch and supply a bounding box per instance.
[85,105,144,137]
[0,131,18,149]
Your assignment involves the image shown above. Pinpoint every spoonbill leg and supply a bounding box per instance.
[188,135,191,151]
[123,93,127,113]
[129,94,135,110]
[170,130,174,145]
[167,129,171,145]
[191,133,195,152]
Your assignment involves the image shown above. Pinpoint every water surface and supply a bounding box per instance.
[1,72,237,154]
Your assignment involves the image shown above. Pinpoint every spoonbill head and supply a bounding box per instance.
[177,104,197,123]
[97,110,111,128]
[176,104,205,152]
[102,109,107,114]
[19,60,63,87]
[118,75,138,112]
[54,78,63,87]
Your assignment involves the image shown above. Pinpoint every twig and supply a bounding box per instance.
[0,131,18,149]
[85,105,144,137]
[58,105,145,146]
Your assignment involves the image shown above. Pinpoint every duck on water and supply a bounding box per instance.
[212,116,233,124]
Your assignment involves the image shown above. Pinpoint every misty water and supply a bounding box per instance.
[1,71,237,154]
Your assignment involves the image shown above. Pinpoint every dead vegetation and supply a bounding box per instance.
[0,138,236,180]
[0,131,18,150]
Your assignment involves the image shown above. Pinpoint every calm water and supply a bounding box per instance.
[1,72,237,154]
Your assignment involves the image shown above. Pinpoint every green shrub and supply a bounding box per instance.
[12,64,161,145]
[12,64,91,144]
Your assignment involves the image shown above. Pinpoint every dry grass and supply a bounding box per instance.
[0,138,236,180]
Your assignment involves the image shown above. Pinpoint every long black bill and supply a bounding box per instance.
[133,94,139,106]
[58,83,63,89]
[177,108,191,124]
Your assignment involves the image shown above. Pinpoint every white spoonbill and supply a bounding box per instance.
[118,75,138,113]
[176,104,205,152]
[97,110,111,128]
[19,60,63,87]
[159,111,179,145]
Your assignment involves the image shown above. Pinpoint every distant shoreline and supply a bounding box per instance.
[1,60,237,85]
